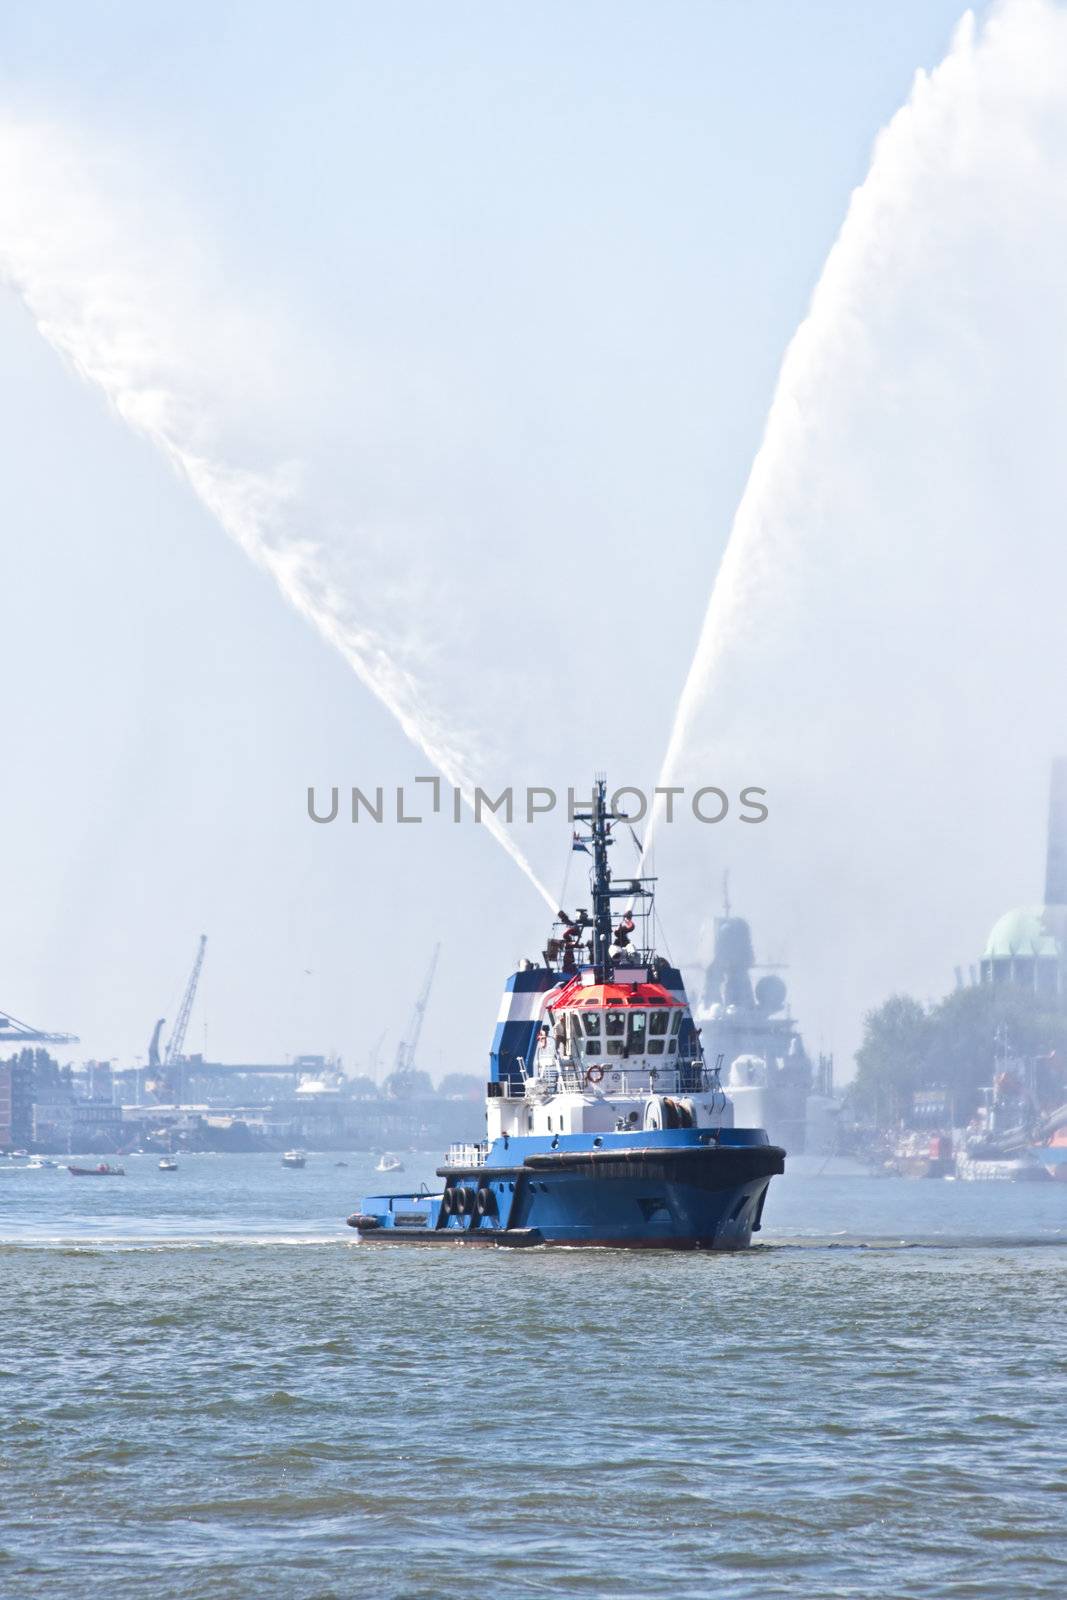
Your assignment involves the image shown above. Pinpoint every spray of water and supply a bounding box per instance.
[654,0,1067,1048]
[0,118,557,912]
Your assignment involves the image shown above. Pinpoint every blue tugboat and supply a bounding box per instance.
[348,779,785,1249]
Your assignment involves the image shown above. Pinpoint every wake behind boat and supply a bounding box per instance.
[348,778,785,1250]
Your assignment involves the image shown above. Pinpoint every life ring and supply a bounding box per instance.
[585,1064,605,1086]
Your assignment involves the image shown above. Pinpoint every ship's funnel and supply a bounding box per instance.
[1044,757,1067,908]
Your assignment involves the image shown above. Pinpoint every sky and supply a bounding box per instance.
[0,0,1023,1078]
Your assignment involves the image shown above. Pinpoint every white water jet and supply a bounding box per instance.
[0,118,557,912]
[655,0,1067,1053]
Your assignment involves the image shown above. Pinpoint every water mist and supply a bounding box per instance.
[0,118,557,912]
[655,0,1067,1054]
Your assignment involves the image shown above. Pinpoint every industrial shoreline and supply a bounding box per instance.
[6,758,1067,1178]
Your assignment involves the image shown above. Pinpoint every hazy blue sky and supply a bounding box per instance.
[0,2,980,1073]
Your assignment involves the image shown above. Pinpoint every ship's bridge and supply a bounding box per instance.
[484,970,729,1141]
[547,977,686,1070]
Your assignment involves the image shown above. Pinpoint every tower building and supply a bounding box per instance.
[979,758,1067,996]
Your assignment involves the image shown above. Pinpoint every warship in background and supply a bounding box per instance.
[690,882,836,1155]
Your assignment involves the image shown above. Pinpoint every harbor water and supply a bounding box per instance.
[1,1154,1064,1599]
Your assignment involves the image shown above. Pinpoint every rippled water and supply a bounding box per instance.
[1,1154,1064,1598]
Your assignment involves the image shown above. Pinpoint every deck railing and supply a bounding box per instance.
[502,1057,720,1098]
[444,1141,489,1168]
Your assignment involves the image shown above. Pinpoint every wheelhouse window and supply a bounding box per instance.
[670,1012,682,1036]
[577,1011,602,1055]
[627,1011,648,1052]
[649,1010,669,1036]
[605,1010,625,1056]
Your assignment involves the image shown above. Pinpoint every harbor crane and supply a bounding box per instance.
[164,935,207,1065]
[369,1028,388,1083]
[146,935,207,1100]
[391,944,440,1077]
[0,1007,78,1046]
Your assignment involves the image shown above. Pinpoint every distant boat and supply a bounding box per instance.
[955,1153,1049,1182]
[26,1157,57,1170]
[158,1157,179,1172]
[1029,1126,1067,1182]
[68,1163,125,1178]
[375,1152,403,1173]
[281,1150,307,1169]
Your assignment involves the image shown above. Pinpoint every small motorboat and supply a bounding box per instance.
[375,1152,404,1174]
[158,1157,179,1172]
[68,1162,125,1177]
[281,1150,307,1169]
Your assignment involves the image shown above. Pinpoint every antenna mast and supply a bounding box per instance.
[571,777,659,981]
[571,777,616,981]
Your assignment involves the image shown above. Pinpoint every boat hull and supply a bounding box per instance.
[351,1141,784,1251]
[1028,1137,1067,1181]
[956,1153,1050,1181]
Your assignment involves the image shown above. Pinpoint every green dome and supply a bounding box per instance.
[983,905,1062,961]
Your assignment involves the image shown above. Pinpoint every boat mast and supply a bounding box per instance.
[575,777,614,982]
[571,777,657,980]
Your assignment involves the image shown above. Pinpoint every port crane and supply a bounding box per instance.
[146,935,207,1100]
[164,935,207,1066]
[391,944,440,1077]
[369,1028,388,1083]
[0,1007,78,1045]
